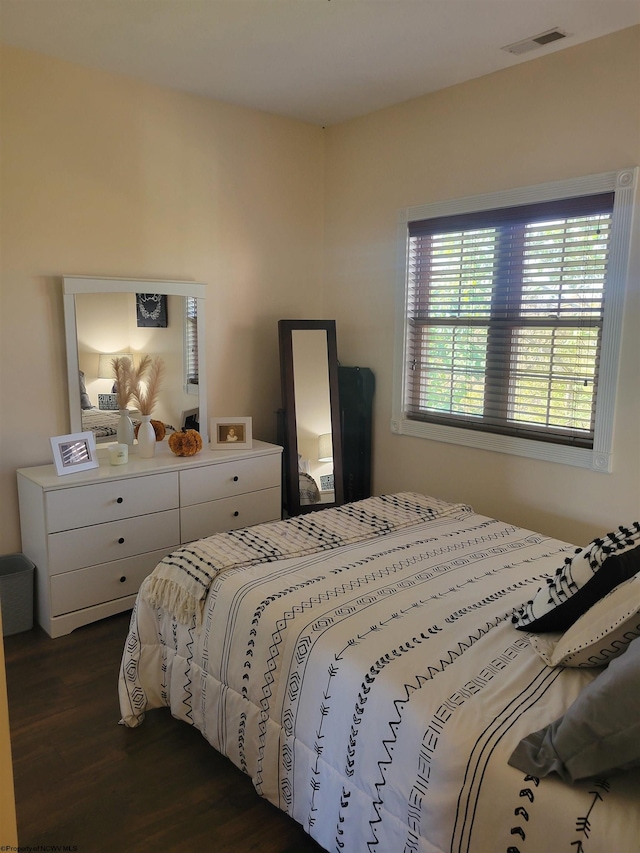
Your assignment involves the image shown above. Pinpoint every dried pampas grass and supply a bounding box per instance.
[111,354,165,416]
[112,357,134,410]
[130,355,165,416]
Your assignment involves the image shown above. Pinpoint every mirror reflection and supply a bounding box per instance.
[63,277,207,445]
[292,329,335,505]
[278,319,344,515]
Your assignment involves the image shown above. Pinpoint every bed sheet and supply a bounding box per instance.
[82,406,127,438]
[119,508,640,853]
[82,407,176,439]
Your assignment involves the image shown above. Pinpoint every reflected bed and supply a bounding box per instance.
[81,407,176,441]
[81,406,134,439]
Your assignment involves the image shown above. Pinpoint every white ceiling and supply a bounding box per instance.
[1,1,638,126]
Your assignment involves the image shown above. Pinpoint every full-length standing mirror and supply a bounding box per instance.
[63,276,208,445]
[278,320,344,515]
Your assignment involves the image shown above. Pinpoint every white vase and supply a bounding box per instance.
[137,414,156,458]
[117,409,135,445]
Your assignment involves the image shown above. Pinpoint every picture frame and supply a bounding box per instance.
[136,293,168,327]
[320,473,335,491]
[98,393,119,410]
[210,417,252,450]
[181,407,200,432]
[50,431,99,476]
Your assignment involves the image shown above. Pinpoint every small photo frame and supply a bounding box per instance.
[50,431,99,476]
[210,417,252,450]
[98,393,119,411]
[181,407,200,432]
[320,473,335,491]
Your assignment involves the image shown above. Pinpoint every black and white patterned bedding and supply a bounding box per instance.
[81,406,131,438]
[119,497,640,853]
[299,471,321,504]
[81,407,176,440]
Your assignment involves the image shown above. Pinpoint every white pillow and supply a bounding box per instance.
[529,572,640,667]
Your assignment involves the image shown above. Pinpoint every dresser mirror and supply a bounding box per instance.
[278,319,344,515]
[63,276,208,444]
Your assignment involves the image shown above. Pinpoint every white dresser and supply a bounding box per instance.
[17,440,282,638]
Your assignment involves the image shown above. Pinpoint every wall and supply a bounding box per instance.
[1,30,639,555]
[0,45,325,553]
[323,27,640,545]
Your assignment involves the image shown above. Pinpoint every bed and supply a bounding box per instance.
[81,406,178,441]
[119,493,640,852]
[81,406,133,439]
[299,470,321,505]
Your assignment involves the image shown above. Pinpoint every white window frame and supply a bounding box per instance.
[392,169,638,472]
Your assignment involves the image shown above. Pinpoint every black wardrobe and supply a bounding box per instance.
[338,365,375,503]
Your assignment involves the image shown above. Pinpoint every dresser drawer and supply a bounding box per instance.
[48,509,180,573]
[49,548,173,616]
[180,454,280,507]
[180,487,281,542]
[18,440,282,637]
[45,472,179,533]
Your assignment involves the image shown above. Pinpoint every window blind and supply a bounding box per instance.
[185,296,199,388]
[405,192,614,448]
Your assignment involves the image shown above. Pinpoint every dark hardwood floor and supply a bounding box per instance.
[4,611,324,853]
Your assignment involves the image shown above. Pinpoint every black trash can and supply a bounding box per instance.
[0,553,35,636]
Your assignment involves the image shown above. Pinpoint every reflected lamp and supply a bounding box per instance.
[318,432,333,462]
[98,352,133,379]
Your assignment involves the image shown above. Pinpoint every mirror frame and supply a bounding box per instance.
[63,275,208,444]
[278,319,344,516]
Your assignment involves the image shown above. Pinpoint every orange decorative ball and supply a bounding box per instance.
[134,419,166,441]
[168,428,203,457]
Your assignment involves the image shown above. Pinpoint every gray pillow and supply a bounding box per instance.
[79,370,93,410]
[508,636,640,783]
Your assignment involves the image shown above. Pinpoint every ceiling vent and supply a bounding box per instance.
[502,28,569,56]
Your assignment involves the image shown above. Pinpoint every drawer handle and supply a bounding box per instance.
[233,475,239,482]
[119,576,127,583]
[116,497,124,504]
[118,537,125,544]
[233,511,239,517]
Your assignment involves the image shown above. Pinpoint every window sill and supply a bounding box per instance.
[390,416,611,472]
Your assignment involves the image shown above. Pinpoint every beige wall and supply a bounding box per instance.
[0,45,325,552]
[323,27,640,544]
[1,29,639,554]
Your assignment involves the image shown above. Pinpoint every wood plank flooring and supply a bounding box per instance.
[4,612,324,852]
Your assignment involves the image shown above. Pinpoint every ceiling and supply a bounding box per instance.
[1,1,638,126]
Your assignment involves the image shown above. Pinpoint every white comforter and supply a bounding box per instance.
[119,504,640,853]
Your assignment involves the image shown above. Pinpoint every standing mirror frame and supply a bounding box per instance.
[279,319,344,516]
[63,276,208,445]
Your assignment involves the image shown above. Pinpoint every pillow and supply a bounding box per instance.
[529,572,640,667]
[512,522,640,632]
[299,472,320,505]
[508,636,640,783]
[79,370,92,410]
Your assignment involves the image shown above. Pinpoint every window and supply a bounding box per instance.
[407,193,613,447]
[185,296,199,394]
[393,170,637,471]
